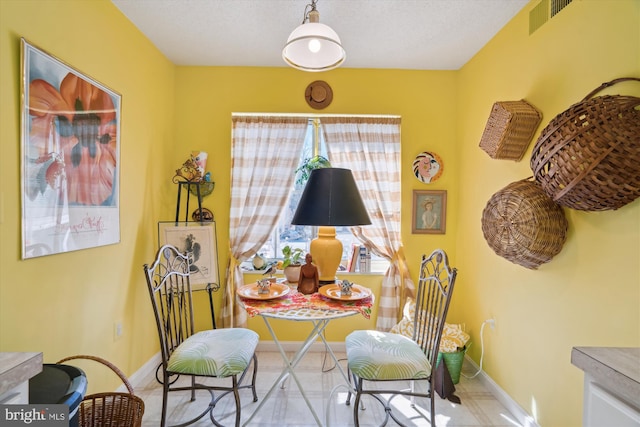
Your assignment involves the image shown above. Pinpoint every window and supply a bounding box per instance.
[247,118,386,273]
[230,113,403,329]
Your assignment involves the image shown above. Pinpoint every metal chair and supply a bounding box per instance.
[345,249,457,427]
[143,244,259,427]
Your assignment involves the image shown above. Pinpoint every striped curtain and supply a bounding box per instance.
[222,115,308,327]
[321,117,414,331]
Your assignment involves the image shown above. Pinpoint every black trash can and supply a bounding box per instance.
[29,364,87,427]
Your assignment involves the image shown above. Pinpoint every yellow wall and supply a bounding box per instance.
[1,0,638,425]
[455,1,640,426]
[0,0,176,392]
[173,66,459,336]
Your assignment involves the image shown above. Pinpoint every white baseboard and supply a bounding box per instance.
[119,352,162,392]
[463,355,540,427]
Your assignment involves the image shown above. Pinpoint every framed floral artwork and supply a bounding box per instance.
[158,221,220,291]
[20,39,122,259]
[412,190,447,234]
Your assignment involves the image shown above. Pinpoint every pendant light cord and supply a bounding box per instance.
[301,0,319,24]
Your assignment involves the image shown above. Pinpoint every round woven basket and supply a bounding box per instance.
[481,179,568,270]
[57,355,145,427]
[530,77,640,211]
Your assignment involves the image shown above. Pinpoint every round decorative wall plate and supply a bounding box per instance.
[305,80,333,109]
[191,207,214,222]
[413,151,444,184]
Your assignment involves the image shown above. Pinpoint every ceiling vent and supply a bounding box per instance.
[529,0,573,35]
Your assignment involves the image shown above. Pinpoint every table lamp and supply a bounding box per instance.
[291,168,371,284]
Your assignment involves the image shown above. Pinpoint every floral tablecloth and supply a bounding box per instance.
[239,289,373,319]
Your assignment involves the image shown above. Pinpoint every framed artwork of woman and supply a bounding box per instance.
[412,190,447,234]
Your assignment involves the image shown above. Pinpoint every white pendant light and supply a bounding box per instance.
[282,0,345,72]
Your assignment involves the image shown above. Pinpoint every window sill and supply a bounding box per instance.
[241,270,385,277]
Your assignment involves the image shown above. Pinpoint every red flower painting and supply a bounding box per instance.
[21,39,121,259]
[27,73,118,206]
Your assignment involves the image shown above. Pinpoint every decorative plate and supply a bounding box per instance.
[319,284,372,301]
[237,282,291,300]
[413,151,444,184]
[191,207,214,222]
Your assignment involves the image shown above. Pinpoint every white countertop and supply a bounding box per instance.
[0,352,43,395]
[571,347,640,408]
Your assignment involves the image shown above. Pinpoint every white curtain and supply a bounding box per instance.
[222,115,308,327]
[322,117,414,331]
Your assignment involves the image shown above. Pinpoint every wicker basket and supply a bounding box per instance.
[479,100,542,161]
[530,77,640,211]
[57,355,145,427]
[481,179,568,269]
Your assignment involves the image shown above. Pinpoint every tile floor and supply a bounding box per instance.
[136,349,523,427]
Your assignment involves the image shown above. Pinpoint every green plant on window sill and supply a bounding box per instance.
[295,155,331,185]
[281,245,305,268]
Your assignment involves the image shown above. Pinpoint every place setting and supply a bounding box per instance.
[236,279,291,301]
[236,277,375,320]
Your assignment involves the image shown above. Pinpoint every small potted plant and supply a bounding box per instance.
[295,155,331,185]
[282,245,304,283]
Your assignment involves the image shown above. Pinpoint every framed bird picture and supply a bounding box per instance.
[158,221,219,290]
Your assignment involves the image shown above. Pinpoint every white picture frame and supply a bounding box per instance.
[21,38,122,258]
[158,221,219,290]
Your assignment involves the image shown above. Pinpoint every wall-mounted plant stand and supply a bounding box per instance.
[168,181,219,329]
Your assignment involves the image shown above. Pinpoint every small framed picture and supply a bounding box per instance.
[158,221,219,290]
[412,190,447,234]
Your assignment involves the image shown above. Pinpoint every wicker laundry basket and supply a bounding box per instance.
[530,77,640,211]
[479,100,542,161]
[57,355,145,427]
[481,178,568,269]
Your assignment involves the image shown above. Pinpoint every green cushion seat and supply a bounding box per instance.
[167,328,259,377]
[346,330,431,381]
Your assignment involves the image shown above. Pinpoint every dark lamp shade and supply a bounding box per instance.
[291,168,371,226]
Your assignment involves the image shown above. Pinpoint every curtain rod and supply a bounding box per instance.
[231,112,401,119]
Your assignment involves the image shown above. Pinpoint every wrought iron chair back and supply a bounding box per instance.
[144,245,195,363]
[414,249,457,374]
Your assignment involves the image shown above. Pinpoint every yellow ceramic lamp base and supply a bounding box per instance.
[310,226,342,283]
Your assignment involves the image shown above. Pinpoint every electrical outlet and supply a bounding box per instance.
[486,318,496,329]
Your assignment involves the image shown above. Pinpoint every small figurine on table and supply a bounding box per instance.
[297,253,319,295]
[257,278,271,295]
[340,280,353,296]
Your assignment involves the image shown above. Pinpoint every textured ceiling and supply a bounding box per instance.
[111,0,529,70]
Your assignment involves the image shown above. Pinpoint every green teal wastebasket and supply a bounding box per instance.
[437,349,466,384]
